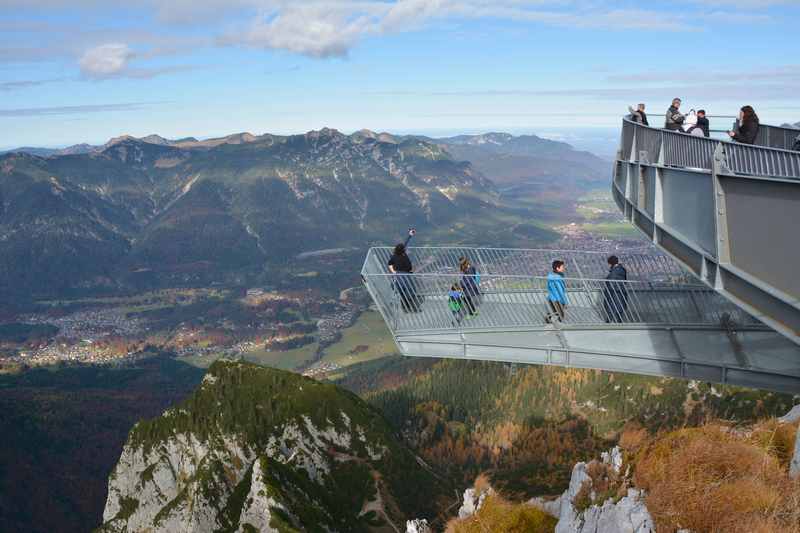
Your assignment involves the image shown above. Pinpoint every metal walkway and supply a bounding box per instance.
[362,247,800,393]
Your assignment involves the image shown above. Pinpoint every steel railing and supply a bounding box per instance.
[621,118,800,179]
[364,246,691,282]
[361,247,756,334]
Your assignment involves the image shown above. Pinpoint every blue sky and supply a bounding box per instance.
[1,0,799,149]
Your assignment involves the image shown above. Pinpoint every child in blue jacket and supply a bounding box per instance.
[546,260,568,322]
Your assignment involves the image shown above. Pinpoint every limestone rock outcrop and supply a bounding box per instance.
[531,446,655,533]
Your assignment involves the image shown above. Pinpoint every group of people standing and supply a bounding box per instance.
[630,99,762,144]
[387,229,480,321]
[386,230,630,326]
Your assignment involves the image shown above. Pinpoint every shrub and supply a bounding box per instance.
[445,494,556,533]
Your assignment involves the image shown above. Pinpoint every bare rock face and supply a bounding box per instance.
[791,428,800,479]
[98,361,449,532]
[406,518,432,533]
[531,446,655,533]
[457,486,495,519]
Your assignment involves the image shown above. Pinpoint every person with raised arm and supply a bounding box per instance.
[387,228,419,312]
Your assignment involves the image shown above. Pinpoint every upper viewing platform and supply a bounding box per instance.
[613,117,800,345]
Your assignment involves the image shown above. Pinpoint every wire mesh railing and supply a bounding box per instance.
[361,247,757,335]
[365,246,691,283]
[621,118,800,179]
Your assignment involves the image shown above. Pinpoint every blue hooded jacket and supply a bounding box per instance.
[547,272,568,304]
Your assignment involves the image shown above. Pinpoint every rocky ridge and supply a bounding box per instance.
[99,360,450,532]
[532,446,655,533]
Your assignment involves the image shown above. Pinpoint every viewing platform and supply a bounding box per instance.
[614,118,800,344]
[361,247,800,393]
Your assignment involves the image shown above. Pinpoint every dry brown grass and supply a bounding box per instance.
[444,494,557,533]
[618,421,648,454]
[632,420,800,533]
[472,472,492,494]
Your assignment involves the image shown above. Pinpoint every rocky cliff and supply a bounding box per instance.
[535,447,654,533]
[98,360,450,532]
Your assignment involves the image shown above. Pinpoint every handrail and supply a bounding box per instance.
[621,118,800,179]
[364,246,690,282]
[360,247,759,334]
[362,271,758,332]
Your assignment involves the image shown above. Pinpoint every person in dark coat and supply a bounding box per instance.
[628,103,649,126]
[602,255,628,323]
[664,98,685,131]
[458,257,480,317]
[695,109,710,137]
[388,229,419,312]
[728,105,759,144]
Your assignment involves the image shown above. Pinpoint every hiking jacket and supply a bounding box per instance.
[732,118,759,145]
[547,272,568,304]
[606,264,627,282]
[664,106,684,131]
[448,290,463,311]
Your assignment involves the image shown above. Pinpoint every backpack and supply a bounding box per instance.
[474,271,481,285]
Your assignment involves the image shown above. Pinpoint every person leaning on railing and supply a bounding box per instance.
[728,105,759,144]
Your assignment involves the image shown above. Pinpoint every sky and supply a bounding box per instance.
[1,0,799,149]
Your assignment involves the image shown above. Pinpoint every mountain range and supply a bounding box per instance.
[0,128,607,297]
[0,129,504,296]
[2,129,610,185]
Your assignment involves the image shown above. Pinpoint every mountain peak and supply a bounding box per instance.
[99,360,450,532]
[307,127,344,140]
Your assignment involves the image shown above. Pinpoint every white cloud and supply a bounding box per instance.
[3,0,793,63]
[79,43,134,77]
[223,1,707,58]
[237,4,375,58]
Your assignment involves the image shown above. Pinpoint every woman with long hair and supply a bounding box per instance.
[458,256,480,317]
[728,105,760,145]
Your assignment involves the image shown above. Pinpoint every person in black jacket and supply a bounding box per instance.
[728,105,759,144]
[695,109,710,137]
[388,229,419,312]
[602,255,628,323]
